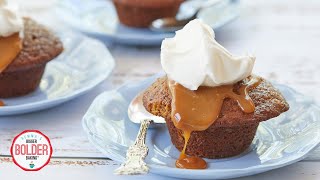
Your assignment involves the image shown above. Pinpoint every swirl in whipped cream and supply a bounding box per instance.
[0,0,23,37]
[161,19,255,90]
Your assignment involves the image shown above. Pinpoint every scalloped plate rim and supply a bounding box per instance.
[83,74,320,179]
[55,0,240,45]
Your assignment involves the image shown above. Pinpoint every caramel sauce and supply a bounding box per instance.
[169,77,261,169]
[0,33,22,73]
[175,130,207,169]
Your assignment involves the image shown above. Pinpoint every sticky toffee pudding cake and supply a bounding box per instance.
[0,18,63,98]
[143,76,289,168]
[112,0,185,27]
[141,20,290,169]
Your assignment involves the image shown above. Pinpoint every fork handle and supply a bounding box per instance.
[114,119,152,175]
[135,119,152,146]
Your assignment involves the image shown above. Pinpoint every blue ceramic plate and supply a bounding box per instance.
[55,0,240,45]
[83,74,320,179]
[0,32,115,116]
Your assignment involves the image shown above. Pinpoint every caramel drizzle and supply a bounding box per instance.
[175,130,207,169]
[169,77,261,169]
[0,33,22,73]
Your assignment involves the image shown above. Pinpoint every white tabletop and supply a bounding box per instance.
[1,0,320,179]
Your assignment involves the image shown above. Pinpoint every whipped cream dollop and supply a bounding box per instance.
[0,0,23,37]
[161,19,255,90]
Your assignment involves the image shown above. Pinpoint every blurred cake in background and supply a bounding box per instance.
[112,0,185,27]
[0,0,63,98]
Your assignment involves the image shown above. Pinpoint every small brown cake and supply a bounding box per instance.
[112,0,185,27]
[0,18,63,98]
[143,76,289,159]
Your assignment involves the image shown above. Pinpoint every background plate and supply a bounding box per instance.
[0,32,115,116]
[83,74,320,179]
[55,0,240,45]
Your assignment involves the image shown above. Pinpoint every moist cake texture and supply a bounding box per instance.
[3,18,63,72]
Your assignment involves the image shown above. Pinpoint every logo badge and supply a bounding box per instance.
[10,130,53,171]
